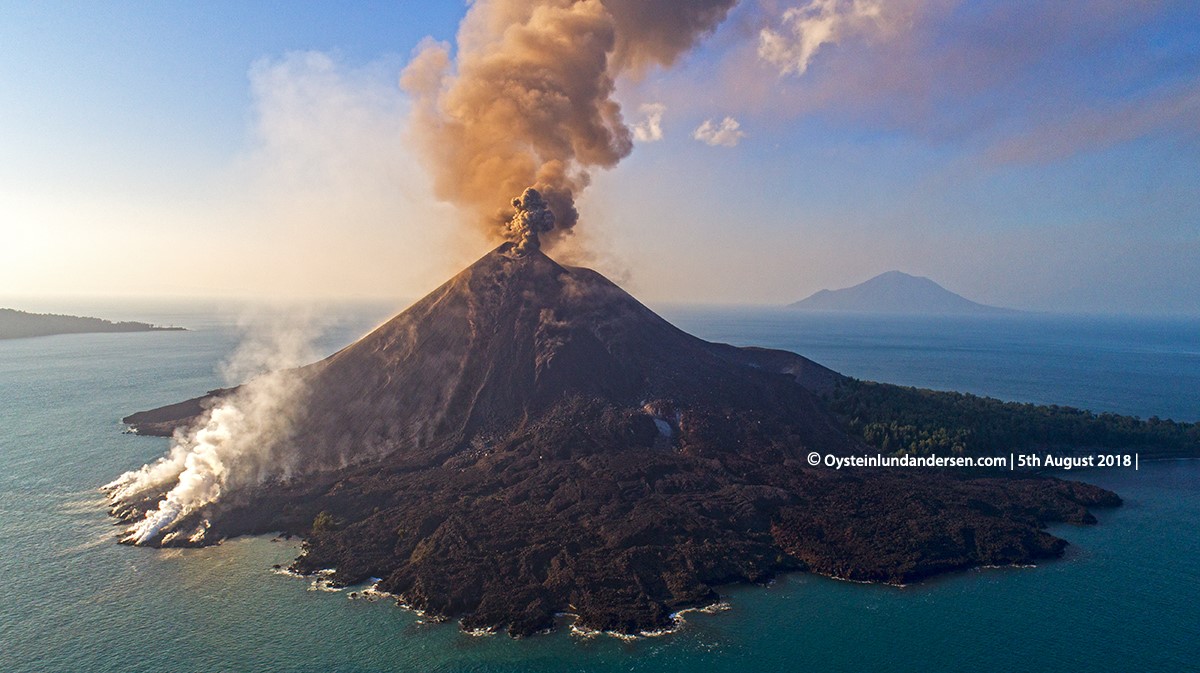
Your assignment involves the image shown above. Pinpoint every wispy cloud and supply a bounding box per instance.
[758,0,890,76]
[732,0,1200,163]
[224,51,464,296]
[693,116,745,147]
[985,77,1200,164]
[632,103,667,142]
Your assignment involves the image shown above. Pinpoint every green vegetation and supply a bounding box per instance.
[826,379,1200,459]
[311,511,338,534]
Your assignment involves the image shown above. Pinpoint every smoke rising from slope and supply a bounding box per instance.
[401,0,737,246]
[105,315,319,545]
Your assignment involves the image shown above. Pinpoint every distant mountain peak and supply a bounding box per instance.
[789,271,1015,315]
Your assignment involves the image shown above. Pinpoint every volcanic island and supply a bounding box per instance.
[108,191,1200,636]
[0,308,184,340]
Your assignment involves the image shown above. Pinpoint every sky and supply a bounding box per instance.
[1,1,1198,314]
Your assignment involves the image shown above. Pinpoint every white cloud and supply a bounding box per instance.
[693,116,745,147]
[631,103,666,142]
[758,0,887,75]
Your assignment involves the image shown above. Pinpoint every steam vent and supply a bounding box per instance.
[111,244,1119,636]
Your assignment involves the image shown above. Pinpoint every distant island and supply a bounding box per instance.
[0,308,184,340]
[789,270,1017,315]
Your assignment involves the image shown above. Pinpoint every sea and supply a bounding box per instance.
[1,300,1198,673]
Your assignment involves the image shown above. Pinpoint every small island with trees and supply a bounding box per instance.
[827,378,1199,460]
[0,308,185,340]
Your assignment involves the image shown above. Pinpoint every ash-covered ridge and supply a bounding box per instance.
[110,243,1119,636]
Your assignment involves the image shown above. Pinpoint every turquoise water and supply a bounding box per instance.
[1,304,1197,672]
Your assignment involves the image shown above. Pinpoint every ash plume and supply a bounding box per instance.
[507,187,556,254]
[401,0,737,246]
[104,315,319,545]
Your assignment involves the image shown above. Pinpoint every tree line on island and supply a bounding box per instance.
[0,308,184,340]
[826,379,1200,460]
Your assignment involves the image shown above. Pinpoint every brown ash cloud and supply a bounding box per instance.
[400,0,737,246]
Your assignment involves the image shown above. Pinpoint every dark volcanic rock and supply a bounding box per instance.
[116,244,1120,636]
[122,389,230,437]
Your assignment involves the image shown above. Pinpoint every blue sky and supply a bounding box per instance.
[2,1,1197,314]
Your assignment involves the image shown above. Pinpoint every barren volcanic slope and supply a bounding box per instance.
[113,244,1118,636]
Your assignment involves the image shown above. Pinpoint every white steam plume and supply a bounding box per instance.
[105,312,319,546]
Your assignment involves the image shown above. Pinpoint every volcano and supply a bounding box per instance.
[112,242,1118,636]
